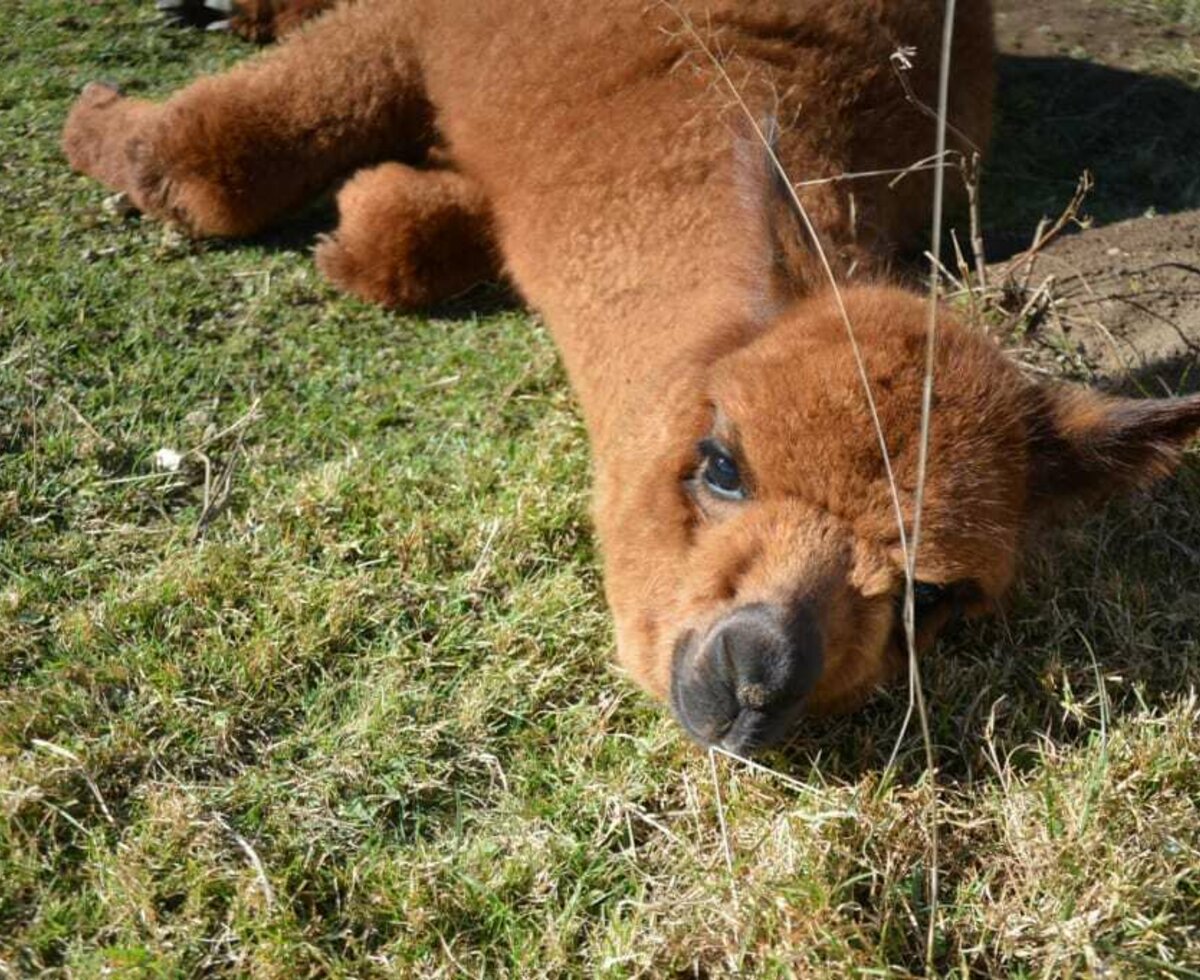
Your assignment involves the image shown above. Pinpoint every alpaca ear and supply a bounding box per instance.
[1027,385,1200,508]
[729,116,812,313]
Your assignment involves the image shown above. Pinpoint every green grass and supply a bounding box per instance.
[1128,0,1200,29]
[4,2,1200,976]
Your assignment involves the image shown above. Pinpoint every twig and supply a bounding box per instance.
[708,744,816,797]
[437,933,484,980]
[466,519,503,590]
[793,159,950,189]
[213,813,276,911]
[887,149,964,190]
[193,444,243,541]
[890,44,980,154]
[1004,274,1057,336]
[905,2,960,966]
[625,803,688,848]
[188,398,262,540]
[707,747,739,904]
[963,152,988,292]
[1002,171,1094,288]
[31,739,115,827]
[709,745,858,821]
[54,393,112,449]
[194,397,263,453]
[1075,632,1110,837]
[924,249,966,293]
[950,229,979,325]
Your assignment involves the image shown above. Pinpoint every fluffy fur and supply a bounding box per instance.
[63,0,1200,753]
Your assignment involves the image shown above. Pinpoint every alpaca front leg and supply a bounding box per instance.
[315,163,498,309]
[63,0,431,238]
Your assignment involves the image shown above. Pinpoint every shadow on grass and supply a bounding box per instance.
[204,193,521,319]
[983,54,1200,256]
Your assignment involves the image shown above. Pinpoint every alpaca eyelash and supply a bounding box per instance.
[696,438,731,462]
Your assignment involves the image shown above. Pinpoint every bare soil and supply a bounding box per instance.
[991,210,1200,387]
[982,0,1200,386]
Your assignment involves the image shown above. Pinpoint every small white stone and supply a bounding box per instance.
[154,447,183,472]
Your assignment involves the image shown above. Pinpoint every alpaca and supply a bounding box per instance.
[63,0,1200,753]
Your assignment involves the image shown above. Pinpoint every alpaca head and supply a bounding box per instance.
[600,285,1200,753]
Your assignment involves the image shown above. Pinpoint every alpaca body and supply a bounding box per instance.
[64,0,1200,753]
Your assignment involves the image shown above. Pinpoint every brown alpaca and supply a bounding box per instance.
[64,0,1200,754]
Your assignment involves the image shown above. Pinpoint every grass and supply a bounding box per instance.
[1128,0,1200,29]
[4,1,1200,976]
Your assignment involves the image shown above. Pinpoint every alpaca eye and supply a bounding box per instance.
[698,439,746,501]
[894,581,949,623]
[893,580,981,645]
[912,581,946,612]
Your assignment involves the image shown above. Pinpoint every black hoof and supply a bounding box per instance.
[156,0,236,31]
[670,603,822,755]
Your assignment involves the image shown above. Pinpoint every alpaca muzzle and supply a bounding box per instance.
[669,602,822,755]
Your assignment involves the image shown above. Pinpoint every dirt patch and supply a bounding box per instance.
[990,210,1200,387]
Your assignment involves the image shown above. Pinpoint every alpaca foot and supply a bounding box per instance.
[64,80,262,236]
[315,231,427,309]
[62,82,153,190]
[156,0,236,33]
[315,164,498,310]
[62,81,121,176]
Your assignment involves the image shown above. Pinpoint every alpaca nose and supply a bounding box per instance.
[669,603,822,754]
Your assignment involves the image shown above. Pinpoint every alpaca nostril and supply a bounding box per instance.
[670,603,823,753]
